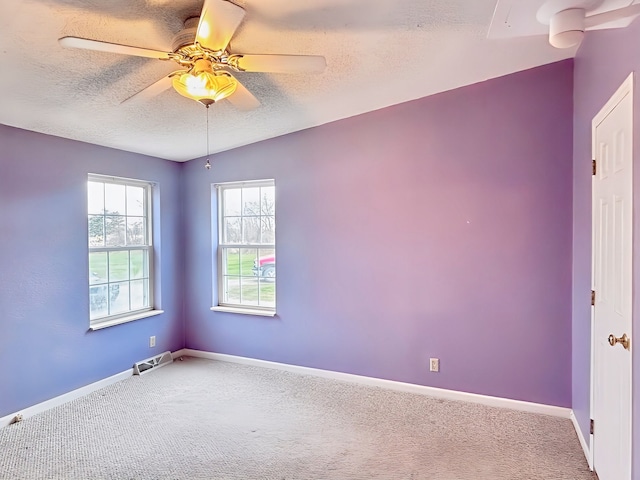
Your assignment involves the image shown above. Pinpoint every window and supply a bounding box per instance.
[88,175,153,326]
[216,180,275,312]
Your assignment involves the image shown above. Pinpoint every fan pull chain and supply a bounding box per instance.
[205,105,212,170]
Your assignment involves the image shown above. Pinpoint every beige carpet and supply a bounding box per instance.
[0,356,595,479]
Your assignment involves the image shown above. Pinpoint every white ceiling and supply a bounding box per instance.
[0,0,579,161]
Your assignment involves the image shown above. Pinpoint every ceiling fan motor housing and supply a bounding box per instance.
[172,17,200,52]
[549,8,586,48]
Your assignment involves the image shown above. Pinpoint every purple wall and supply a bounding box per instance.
[0,125,184,417]
[573,22,640,477]
[183,61,574,407]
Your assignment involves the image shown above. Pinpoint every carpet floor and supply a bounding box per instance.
[0,356,595,479]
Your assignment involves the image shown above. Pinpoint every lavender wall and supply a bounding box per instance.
[0,125,184,417]
[183,61,574,407]
[573,23,640,477]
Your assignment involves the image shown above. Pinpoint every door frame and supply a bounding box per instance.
[589,71,634,474]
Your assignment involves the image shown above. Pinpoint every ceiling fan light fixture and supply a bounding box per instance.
[549,8,586,48]
[172,59,237,105]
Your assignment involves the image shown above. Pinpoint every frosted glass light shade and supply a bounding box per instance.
[172,60,237,105]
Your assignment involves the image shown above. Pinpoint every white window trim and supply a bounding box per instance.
[210,306,276,317]
[88,174,157,327]
[214,179,276,313]
[89,310,164,331]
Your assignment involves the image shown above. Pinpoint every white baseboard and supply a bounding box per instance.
[1,348,575,436]
[180,349,572,419]
[0,368,133,429]
[172,348,187,359]
[0,349,189,429]
[570,410,593,470]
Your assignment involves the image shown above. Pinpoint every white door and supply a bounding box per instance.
[591,73,633,480]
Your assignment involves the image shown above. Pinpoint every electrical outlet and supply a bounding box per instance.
[149,336,156,348]
[429,358,439,372]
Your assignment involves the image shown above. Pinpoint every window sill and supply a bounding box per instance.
[89,310,164,331]
[210,306,276,317]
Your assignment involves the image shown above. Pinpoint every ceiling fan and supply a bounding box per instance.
[58,0,327,109]
[489,0,640,49]
[539,0,640,48]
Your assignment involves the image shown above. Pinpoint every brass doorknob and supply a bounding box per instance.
[608,333,630,350]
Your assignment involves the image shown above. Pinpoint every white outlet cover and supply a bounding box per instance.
[430,358,440,372]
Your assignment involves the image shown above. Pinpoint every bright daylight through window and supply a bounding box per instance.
[88,175,153,325]
[217,180,275,312]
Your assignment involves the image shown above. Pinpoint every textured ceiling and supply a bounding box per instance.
[0,0,576,161]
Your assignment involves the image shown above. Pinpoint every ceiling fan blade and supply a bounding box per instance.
[226,76,260,110]
[196,0,246,52]
[121,74,178,104]
[584,4,640,29]
[59,36,171,60]
[233,54,326,73]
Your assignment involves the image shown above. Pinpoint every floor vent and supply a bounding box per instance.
[133,351,173,375]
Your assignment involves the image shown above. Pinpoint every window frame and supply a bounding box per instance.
[214,179,276,314]
[87,174,157,329]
